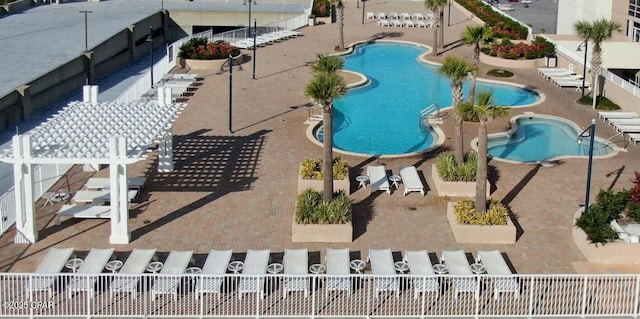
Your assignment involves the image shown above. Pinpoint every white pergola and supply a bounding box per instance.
[0,86,186,244]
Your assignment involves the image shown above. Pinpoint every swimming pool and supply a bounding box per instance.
[484,115,618,163]
[311,41,542,157]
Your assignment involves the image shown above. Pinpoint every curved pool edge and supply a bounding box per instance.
[305,120,446,158]
[470,113,622,164]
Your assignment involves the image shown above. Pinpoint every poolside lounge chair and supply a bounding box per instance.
[378,19,390,27]
[85,177,147,191]
[72,190,138,204]
[283,249,309,298]
[56,204,111,225]
[391,19,403,27]
[404,20,415,28]
[67,248,114,298]
[367,165,391,195]
[366,12,375,19]
[476,250,520,299]
[598,111,639,121]
[195,249,233,300]
[403,250,439,299]
[399,166,425,196]
[368,249,399,298]
[238,249,270,299]
[441,250,478,300]
[556,80,590,90]
[606,118,640,127]
[550,74,583,84]
[25,247,74,299]
[538,68,572,78]
[110,248,157,299]
[325,248,351,295]
[613,124,640,133]
[377,12,387,19]
[413,13,425,19]
[151,250,194,301]
[627,133,640,145]
[415,20,428,28]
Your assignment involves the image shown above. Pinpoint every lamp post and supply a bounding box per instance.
[577,119,596,214]
[361,0,366,24]
[79,10,93,52]
[252,19,257,80]
[146,26,154,88]
[244,0,256,39]
[577,39,588,98]
[228,54,233,135]
[447,0,451,26]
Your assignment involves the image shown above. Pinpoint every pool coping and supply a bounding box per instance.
[470,113,622,165]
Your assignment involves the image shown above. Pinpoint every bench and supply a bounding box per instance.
[56,205,111,225]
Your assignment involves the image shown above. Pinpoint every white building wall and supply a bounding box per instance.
[557,0,614,35]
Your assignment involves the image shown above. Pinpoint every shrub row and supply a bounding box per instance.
[455,0,528,40]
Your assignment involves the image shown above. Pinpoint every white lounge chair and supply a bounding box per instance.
[399,166,425,196]
[550,74,582,84]
[238,249,270,299]
[366,12,375,19]
[325,248,351,295]
[110,248,157,299]
[391,19,403,27]
[25,247,74,299]
[627,133,640,145]
[67,248,114,298]
[85,177,147,191]
[556,80,590,90]
[400,13,411,19]
[415,20,428,28]
[598,111,639,120]
[413,13,425,20]
[607,118,640,127]
[476,250,520,299]
[368,249,399,298]
[72,190,138,204]
[614,124,640,133]
[195,249,233,300]
[367,165,391,195]
[404,20,415,28]
[56,204,111,225]
[610,220,633,242]
[542,70,575,80]
[404,250,439,299]
[283,249,309,298]
[151,250,194,301]
[389,12,399,19]
[378,19,390,27]
[538,67,570,77]
[377,12,387,19]
[441,250,478,300]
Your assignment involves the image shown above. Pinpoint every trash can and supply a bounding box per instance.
[545,54,557,68]
[308,15,316,26]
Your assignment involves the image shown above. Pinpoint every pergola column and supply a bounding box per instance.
[157,127,174,172]
[12,135,37,244]
[109,137,130,244]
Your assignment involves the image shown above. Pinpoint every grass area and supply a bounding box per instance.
[577,96,621,110]
[487,69,514,78]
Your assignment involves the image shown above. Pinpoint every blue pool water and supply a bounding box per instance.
[317,42,540,156]
[487,116,616,162]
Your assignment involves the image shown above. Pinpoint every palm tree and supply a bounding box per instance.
[459,90,509,213]
[438,56,477,164]
[331,0,345,51]
[311,54,345,74]
[573,19,622,101]
[304,71,347,202]
[424,0,449,55]
[461,25,493,104]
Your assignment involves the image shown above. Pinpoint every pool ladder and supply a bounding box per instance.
[419,104,447,130]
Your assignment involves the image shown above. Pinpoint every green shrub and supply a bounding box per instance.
[295,189,351,224]
[178,38,240,60]
[300,158,348,180]
[576,204,617,245]
[455,0,528,39]
[487,69,514,78]
[454,198,509,225]
[577,96,621,110]
[436,152,477,182]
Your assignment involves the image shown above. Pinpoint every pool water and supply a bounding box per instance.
[317,42,540,156]
[487,116,616,162]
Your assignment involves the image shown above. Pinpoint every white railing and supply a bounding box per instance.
[0,163,72,235]
[113,52,173,105]
[1,273,640,318]
[601,69,640,99]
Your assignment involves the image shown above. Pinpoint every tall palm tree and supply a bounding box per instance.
[304,71,347,202]
[424,0,449,55]
[438,56,476,164]
[331,0,345,51]
[459,90,509,213]
[573,19,622,101]
[311,53,345,74]
[461,25,493,104]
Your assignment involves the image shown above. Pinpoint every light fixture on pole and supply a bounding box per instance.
[447,0,451,26]
[243,0,256,39]
[79,10,93,52]
[228,54,234,135]
[577,119,596,214]
[576,39,588,98]
[361,0,366,24]
[146,26,154,88]
[252,19,257,80]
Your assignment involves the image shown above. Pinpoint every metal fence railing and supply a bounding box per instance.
[601,69,640,99]
[1,273,640,318]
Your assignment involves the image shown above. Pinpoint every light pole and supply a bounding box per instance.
[244,0,256,39]
[361,0,366,24]
[447,0,451,26]
[228,54,233,135]
[146,26,154,88]
[577,119,596,214]
[79,10,93,52]
[252,19,257,80]
[577,39,588,98]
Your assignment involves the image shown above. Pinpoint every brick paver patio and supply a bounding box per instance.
[1,1,639,275]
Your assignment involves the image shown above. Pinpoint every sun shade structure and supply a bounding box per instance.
[0,86,187,244]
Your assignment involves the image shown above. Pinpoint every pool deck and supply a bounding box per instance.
[2,0,640,275]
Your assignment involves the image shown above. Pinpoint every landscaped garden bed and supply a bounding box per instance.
[291,189,352,243]
[297,158,350,194]
[447,200,516,244]
[431,153,489,197]
[178,38,243,69]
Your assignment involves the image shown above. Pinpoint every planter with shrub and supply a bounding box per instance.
[447,199,516,244]
[291,189,352,243]
[431,152,490,197]
[178,38,243,69]
[297,157,350,194]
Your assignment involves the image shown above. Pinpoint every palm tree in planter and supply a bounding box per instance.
[438,56,477,164]
[304,57,347,202]
[573,19,621,103]
[461,25,493,105]
[459,90,509,213]
[424,0,449,55]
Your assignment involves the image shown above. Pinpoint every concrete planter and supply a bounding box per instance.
[431,164,490,197]
[572,209,640,264]
[183,53,243,70]
[297,169,350,195]
[479,53,544,69]
[447,202,516,244]
[291,209,353,243]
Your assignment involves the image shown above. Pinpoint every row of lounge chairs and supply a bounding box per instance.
[378,19,434,28]
[366,165,425,196]
[537,67,591,90]
[599,111,640,145]
[231,30,301,49]
[26,247,517,300]
[367,12,434,20]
